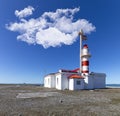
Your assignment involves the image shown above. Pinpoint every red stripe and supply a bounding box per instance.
[83,44,88,48]
[82,70,89,73]
[82,61,89,66]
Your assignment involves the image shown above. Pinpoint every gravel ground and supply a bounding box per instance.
[0,84,120,116]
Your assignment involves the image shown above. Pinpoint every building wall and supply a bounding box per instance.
[56,72,79,90]
[44,74,55,88]
[61,73,69,90]
[84,76,94,89]
[69,79,74,90]
[51,75,56,88]
[44,71,106,90]
[55,72,70,90]
[69,78,84,90]
[55,73,62,90]
[84,73,106,89]
[92,73,106,89]
[44,76,51,88]
[74,79,84,90]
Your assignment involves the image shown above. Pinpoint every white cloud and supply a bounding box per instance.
[6,7,96,48]
[15,6,34,18]
[36,27,77,48]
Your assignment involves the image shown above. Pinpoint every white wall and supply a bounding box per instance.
[69,78,84,90]
[74,79,84,90]
[84,73,106,89]
[44,76,51,88]
[55,73,62,90]
[69,79,74,90]
[56,72,76,90]
[51,75,56,88]
[92,73,106,89]
[61,73,69,90]
[44,74,55,88]
[44,72,106,90]
[84,76,94,89]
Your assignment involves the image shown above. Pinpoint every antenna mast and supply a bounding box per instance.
[79,29,87,74]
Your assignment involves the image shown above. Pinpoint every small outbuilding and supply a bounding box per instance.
[68,74,84,90]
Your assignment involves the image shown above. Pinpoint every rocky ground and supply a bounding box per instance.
[0,84,120,116]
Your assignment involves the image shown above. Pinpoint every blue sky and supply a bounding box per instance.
[0,0,120,84]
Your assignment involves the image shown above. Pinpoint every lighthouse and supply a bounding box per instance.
[81,44,91,75]
[79,29,91,76]
[44,29,106,90]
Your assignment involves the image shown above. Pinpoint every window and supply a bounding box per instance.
[57,78,59,85]
[48,78,49,85]
[76,80,81,85]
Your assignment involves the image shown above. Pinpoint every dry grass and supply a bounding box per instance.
[0,84,120,116]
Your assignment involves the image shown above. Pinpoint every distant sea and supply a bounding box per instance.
[106,84,120,88]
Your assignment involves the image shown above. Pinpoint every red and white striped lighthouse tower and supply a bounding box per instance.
[79,29,91,76]
[81,44,91,75]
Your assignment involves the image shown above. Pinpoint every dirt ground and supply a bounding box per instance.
[0,84,120,116]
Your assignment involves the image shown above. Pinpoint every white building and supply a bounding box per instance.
[44,69,106,90]
[44,44,106,90]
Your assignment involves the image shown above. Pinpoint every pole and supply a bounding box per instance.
[79,29,83,74]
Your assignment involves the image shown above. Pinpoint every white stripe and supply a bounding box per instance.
[82,57,88,61]
[82,66,89,70]
[82,49,89,55]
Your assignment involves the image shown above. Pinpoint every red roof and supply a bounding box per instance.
[68,74,84,79]
[71,68,80,73]
[61,68,80,73]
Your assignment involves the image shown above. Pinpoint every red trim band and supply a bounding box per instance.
[82,70,89,73]
[82,61,89,66]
